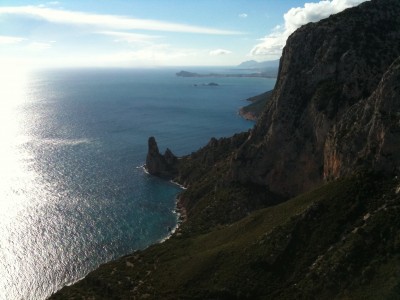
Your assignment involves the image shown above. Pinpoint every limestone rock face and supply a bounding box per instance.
[231,0,400,197]
[324,57,400,178]
[145,137,178,179]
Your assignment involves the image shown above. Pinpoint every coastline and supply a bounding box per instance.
[140,164,188,240]
[159,196,188,242]
[174,196,188,234]
[29,66,272,299]
[238,108,257,121]
[170,179,187,190]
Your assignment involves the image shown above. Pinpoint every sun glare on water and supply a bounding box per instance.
[0,65,53,298]
[0,66,35,218]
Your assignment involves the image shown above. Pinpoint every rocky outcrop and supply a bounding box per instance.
[231,0,400,197]
[145,137,178,179]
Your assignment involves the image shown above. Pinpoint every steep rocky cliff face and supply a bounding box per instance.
[231,0,400,197]
[325,57,400,178]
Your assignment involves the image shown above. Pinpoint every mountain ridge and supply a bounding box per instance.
[236,59,280,69]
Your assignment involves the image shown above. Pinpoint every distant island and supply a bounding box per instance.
[176,70,276,78]
[193,82,219,87]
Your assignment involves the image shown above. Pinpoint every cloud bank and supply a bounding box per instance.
[0,6,243,35]
[251,0,369,57]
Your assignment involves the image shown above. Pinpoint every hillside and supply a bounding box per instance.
[239,90,273,121]
[50,0,400,298]
[51,174,400,299]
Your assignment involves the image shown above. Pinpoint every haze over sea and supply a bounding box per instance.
[0,67,275,299]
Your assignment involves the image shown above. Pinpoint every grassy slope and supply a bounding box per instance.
[51,173,400,299]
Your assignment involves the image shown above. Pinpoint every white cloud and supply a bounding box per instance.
[93,44,199,67]
[251,0,369,57]
[0,6,243,35]
[27,41,53,51]
[239,13,248,18]
[97,31,160,44]
[0,35,26,44]
[209,49,232,56]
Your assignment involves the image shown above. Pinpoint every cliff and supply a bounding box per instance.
[50,0,400,299]
[324,57,400,178]
[232,0,400,197]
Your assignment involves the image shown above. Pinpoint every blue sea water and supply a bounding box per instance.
[0,67,275,299]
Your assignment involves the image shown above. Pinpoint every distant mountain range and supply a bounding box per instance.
[176,70,276,79]
[236,59,280,69]
[175,60,280,80]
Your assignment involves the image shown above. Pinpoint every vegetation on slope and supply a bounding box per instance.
[238,90,273,121]
[174,132,283,234]
[51,173,400,299]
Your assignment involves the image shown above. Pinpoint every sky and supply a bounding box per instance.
[0,0,369,69]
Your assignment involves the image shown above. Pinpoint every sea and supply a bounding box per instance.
[0,67,276,299]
